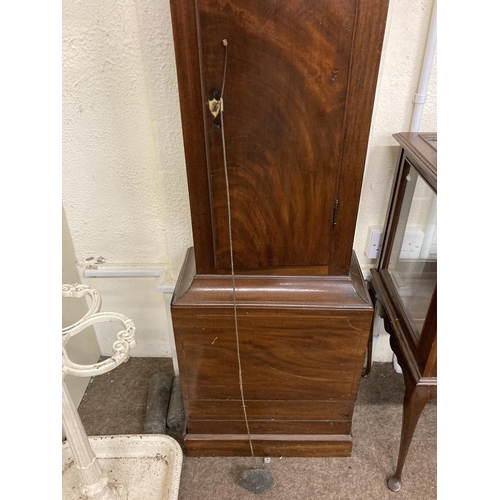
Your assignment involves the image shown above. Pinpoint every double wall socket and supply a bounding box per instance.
[365,226,425,260]
[399,229,425,260]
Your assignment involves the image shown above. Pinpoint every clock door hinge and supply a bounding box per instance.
[332,198,339,226]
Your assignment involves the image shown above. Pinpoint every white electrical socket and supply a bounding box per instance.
[399,229,425,260]
[366,226,426,260]
[365,226,383,259]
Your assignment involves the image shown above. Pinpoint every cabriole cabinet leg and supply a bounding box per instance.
[388,384,429,492]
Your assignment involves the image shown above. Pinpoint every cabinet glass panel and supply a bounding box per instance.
[388,164,437,338]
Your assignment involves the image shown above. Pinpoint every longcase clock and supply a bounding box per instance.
[170,0,389,457]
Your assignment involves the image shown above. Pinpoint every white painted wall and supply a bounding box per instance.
[62,0,175,269]
[62,0,189,358]
[62,0,437,362]
[354,0,437,274]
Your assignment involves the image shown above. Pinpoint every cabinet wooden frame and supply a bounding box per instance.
[375,132,437,376]
[370,132,437,491]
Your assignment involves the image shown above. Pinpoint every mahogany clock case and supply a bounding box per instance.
[169,0,390,457]
[170,0,390,277]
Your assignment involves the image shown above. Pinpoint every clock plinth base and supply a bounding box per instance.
[171,248,372,457]
[184,434,353,458]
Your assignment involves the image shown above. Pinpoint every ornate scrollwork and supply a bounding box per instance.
[62,284,133,500]
[62,284,102,337]
[62,285,136,379]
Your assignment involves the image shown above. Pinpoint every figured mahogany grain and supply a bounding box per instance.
[171,246,372,455]
[199,0,355,271]
[174,309,368,400]
[169,0,389,275]
[188,399,353,421]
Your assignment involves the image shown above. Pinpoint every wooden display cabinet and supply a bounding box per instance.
[169,0,390,457]
[370,132,437,491]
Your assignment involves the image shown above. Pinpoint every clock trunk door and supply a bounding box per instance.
[199,0,355,273]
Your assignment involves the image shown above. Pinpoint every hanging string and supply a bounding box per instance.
[219,38,256,467]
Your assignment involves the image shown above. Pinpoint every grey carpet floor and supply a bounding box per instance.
[78,359,436,499]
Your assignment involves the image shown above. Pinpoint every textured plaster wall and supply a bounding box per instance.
[135,0,193,279]
[62,0,437,359]
[62,0,192,356]
[62,0,175,269]
[354,0,437,274]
